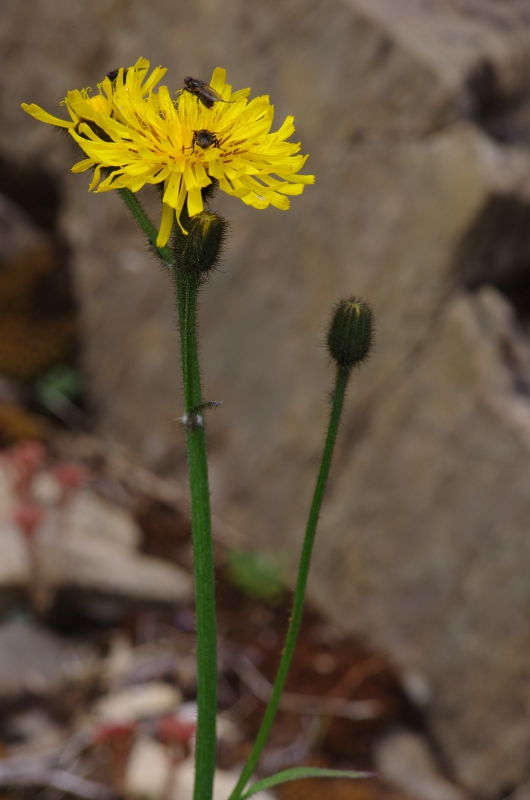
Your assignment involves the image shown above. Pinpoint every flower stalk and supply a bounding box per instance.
[227,366,350,800]
[172,210,220,800]
[229,298,373,800]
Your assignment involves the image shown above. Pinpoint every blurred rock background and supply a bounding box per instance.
[2,0,530,796]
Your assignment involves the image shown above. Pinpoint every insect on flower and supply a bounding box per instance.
[190,130,221,152]
[106,68,128,83]
[22,62,315,247]
[181,76,234,110]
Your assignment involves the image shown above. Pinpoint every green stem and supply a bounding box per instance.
[173,265,217,800]
[119,188,173,265]
[228,366,351,800]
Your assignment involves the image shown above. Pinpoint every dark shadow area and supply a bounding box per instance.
[465,59,530,146]
[454,194,530,320]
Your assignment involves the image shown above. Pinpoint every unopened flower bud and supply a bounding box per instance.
[327,298,373,369]
[175,212,228,277]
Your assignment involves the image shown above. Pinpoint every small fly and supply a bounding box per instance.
[181,77,234,110]
[189,130,221,152]
[106,68,128,83]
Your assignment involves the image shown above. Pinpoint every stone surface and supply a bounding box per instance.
[0,192,48,266]
[0,461,193,611]
[94,682,182,723]
[125,741,275,800]
[4,0,530,794]
[314,286,530,792]
[0,620,97,698]
[375,730,468,800]
[0,462,28,611]
[37,490,193,606]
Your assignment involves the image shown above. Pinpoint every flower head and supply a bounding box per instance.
[22,60,314,246]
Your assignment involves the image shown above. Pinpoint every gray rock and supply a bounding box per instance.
[0,192,49,266]
[37,491,192,606]
[314,286,530,793]
[375,730,468,800]
[0,620,97,698]
[124,741,277,800]
[0,463,192,611]
[5,0,530,794]
[0,463,29,611]
[93,682,182,723]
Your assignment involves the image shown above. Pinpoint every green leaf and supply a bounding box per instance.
[34,364,83,411]
[239,766,377,799]
[227,548,286,605]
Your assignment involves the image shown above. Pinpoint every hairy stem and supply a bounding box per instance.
[228,366,350,800]
[173,266,217,800]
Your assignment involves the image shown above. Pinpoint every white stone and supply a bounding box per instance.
[173,759,275,800]
[125,742,276,800]
[31,472,62,506]
[375,730,468,800]
[0,461,15,523]
[94,681,182,723]
[0,620,97,698]
[125,736,171,799]
[64,491,141,550]
[36,492,192,605]
[0,523,30,586]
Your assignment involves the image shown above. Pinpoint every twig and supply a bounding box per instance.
[0,758,118,800]
[234,656,382,721]
[327,654,387,698]
[104,443,248,550]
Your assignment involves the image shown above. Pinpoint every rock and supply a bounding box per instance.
[314,286,530,794]
[0,464,192,614]
[0,192,48,266]
[5,0,530,795]
[37,490,193,607]
[0,619,97,698]
[94,682,182,723]
[172,758,275,800]
[0,374,24,406]
[0,523,30,608]
[6,709,65,756]
[508,783,530,800]
[0,462,30,612]
[125,736,170,799]
[63,491,141,550]
[125,743,275,800]
[103,632,192,691]
[0,457,15,521]
[375,730,468,800]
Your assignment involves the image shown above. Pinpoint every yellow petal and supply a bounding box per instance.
[277,183,304,195]
[71,158,95,173]
[142,66,167,95]
[193,161,211,188]
[157,202,174,247]
[187,187,204,217]
[269,194,290,210]
[207,159,225,180]
[210,68,226,93]
[183,161,199,191]
[163,172,182,208]
[88,165,102,190]
[21,103,73,128]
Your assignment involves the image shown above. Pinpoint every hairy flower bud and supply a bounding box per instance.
[327,298,373,369]
[174,211,228,277]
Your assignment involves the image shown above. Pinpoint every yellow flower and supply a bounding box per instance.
[22,60,314,246]
[22,58,166,131]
